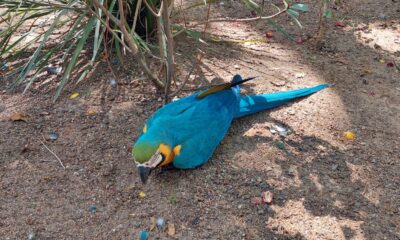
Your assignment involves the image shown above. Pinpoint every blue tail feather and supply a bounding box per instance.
[234,84,329,118]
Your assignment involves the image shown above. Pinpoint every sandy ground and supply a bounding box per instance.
[1,0,399,239]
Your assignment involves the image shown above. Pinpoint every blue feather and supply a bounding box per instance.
[235,84,329,118]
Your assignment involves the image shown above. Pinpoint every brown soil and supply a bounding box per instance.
[1,1,399,239]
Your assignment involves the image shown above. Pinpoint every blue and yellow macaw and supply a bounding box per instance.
[132,75,328,183]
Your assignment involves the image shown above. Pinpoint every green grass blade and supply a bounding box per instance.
[267,19,295,41]
[287,9,303,29]
[11,9,68,89]
[290,3,309,12]
[93,0,103,61]
[114,38,124,65]
[54,16,97,101]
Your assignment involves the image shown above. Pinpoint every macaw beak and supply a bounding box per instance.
[135,150,164,184]
[137,165,151,184]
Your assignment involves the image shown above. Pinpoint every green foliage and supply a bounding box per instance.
[0,0,156,100]
[0,0,312,100]
[290,3,309,12]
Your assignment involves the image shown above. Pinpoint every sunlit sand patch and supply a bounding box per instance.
[267,200,365,240]
[355,22,400,54]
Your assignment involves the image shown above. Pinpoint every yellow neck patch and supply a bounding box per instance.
[196,84,230,99]
[158,144,181,167]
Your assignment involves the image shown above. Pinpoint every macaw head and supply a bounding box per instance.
[132,133,165,184]
[132,124,180,184]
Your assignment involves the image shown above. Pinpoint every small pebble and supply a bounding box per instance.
[88,204,97,213]
[27,233,35,240]
[274,140,285,150]
[48,132,59,141]
[156,217,166,230]
[378,13,387,20]
[111,58,119,65]
[295,72,306,78]
[46,66,62,75]
[332,164,339,171]
[387,62,394,68]
[109,79,117,87]
[139,230,149,240]
[343,131,356,140]
[265,31,273,39]
[274,125,288,136]
[191,217,200,225]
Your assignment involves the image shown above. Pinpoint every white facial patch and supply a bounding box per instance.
[135,150,164,168]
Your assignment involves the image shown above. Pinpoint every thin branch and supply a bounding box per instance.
[131,0,143,31]
[143,0,163,17]
[91,0,164,89]
[162,0,175,103]
[180,0,187,27]
[192,2,289,26]
[169,1,209,97]
[202,2,212,38]
[89,1,130,50]
[40,140,65,169]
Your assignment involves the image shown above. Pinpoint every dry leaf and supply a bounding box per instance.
[10,112,28,122]
[86,108,97,115]
[69,92,80,100]
[149,217,156,231]
[262,191,273,204]
[138,191,146,198]
[167,223,176,237]
[295,72,306,78]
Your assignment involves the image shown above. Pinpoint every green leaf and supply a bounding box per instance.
[287,10,303,29]
[114,39,124,66]
[241,0,261,13]
[287,9,299,18]
[323,9,333,18]
[185,29,201,40]
[290,3,309,12]
[11,9,67,89]
[267,19,295,41]
[54,16,97,101]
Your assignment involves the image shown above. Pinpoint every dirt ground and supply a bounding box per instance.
[1,0,399,239]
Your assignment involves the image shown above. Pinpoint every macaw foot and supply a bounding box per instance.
[157,164,177,174]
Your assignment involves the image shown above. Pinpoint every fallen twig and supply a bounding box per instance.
[192,1,289,26]
[40,140,65,169]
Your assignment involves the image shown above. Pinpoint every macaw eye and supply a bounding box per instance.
[143,124,147,133]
